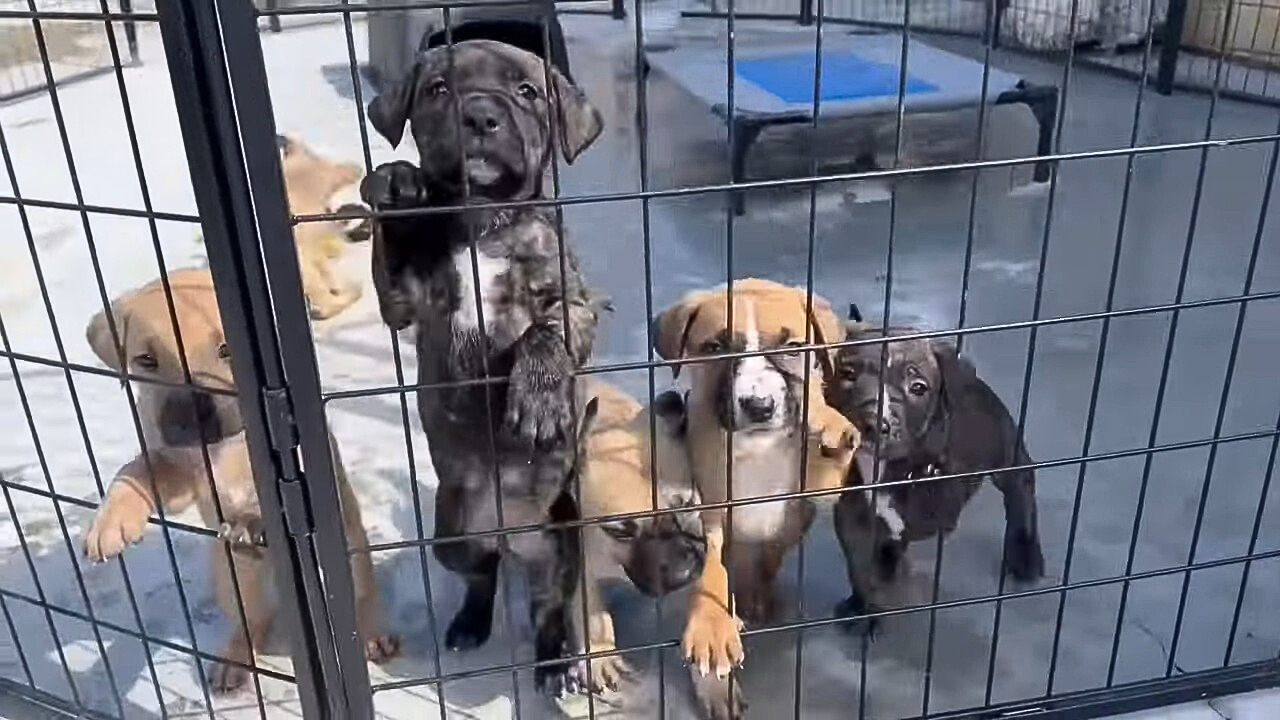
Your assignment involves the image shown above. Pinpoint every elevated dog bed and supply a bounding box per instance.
[644,34,1058,214]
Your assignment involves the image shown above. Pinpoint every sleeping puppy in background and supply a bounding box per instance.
[573,381,705,695]
[826,325,1046,638]
[652,279,860,719]
[358,39,606,695]
[79,269,397,692]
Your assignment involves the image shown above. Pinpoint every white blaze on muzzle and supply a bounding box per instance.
[731,300,788,428]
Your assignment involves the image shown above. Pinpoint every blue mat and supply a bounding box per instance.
[736,52,938,104]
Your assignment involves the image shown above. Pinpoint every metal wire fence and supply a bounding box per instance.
[1,0,1279,718]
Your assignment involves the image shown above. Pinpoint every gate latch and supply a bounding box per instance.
[262,386,313,538]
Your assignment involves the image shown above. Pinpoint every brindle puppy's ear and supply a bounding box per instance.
[85,296,133,373]
[549,66,603,164]
[930,340,979,411]
[367,63,422,149]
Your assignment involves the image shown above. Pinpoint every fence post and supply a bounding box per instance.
[154,0,373,718]
[1157,0,1189,94]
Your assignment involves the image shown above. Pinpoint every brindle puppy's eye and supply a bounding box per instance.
[427,79,449,97]
[516,82,539,101]
[909,379,929,396]
[133,353,158,371]
[218,343,231,360]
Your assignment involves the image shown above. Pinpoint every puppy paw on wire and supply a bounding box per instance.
[505,323,575,448]
[359,160,428,209]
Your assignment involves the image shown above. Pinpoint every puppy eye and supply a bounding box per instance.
[909,380,929,396]
[516,82,539,101]
[783,339,805,357]
[132,353,158,371]
[218,343,231,360]
[601,520,638,541]
[427,79,449,97]
[699,339,723,355]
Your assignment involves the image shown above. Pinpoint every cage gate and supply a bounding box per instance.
[4,0,1280,717]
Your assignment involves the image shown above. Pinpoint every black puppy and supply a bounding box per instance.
[359,39,605,695]
[825,325,1046,637]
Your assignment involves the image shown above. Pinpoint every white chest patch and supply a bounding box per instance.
[855,448,905,540]
[452,247,508,332]
[728,433,801,540]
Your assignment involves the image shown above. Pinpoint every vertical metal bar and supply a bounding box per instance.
[154,0,350,715]
[334,0,450,715]
[613,0,626,21]
[799,0,814,25]
[629,0,670,714]
[983,0,1081,703]
[216,0,376,714]
[1158,0,1190,94]
[0,590,33,690]
[119,0,139,63]
[1105,0,1238,687]
[723,0,740,711]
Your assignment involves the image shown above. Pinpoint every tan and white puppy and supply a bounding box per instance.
[573,380,705,694]
[80,268,397,692]
[653,278,860,719]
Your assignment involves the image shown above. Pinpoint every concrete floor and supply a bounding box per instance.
[0,9,1279,720]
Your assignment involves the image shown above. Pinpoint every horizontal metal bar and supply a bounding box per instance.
[257,0,620,18]
[0,586,295,683]
[325,287,1280,402]
[0,347,238,397]
[0,195,199,223]
[355,426,1280,554]
[294,132,1280,225]
[0,472,222,542]
[371,545,1280,692]
[0,677,114,720]
[0,8,156,21]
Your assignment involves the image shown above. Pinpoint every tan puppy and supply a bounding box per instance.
[195,134,367,320]
[79,268,397,692]
[573,381,705,695]
[653,278,859,719]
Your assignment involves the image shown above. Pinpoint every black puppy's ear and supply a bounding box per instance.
[367,65,420,149]
[931,341,979,410]
[549,67,603,164]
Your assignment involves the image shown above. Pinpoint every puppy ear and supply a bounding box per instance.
[549,68,603,164]
[652,297,704,380]
[931,340,979,410]
[367,65,420,149]
[85,299,131,372]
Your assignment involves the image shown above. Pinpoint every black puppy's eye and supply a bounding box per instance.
[601,520,638,541]
[516,82,539,101]
[133,353,158,370]
[218,343,231,360]
[909,380,929,396]
[427,79,448,97]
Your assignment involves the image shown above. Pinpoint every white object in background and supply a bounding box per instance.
[640,0,683,50]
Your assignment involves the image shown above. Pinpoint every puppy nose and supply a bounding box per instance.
[738,395,775,423]
[462,98,503,136]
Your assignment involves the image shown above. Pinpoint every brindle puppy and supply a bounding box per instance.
[359,39,605,695]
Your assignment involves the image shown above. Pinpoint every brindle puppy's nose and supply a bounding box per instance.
[738,395,775,423]
[462,97,503,136]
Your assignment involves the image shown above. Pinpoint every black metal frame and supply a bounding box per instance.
[1,0,1280,718]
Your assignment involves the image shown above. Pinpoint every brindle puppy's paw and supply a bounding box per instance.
[217,515,266,550]
[834,594,881,641]
[535,659,586,698]
[505,324,574,448]
[444,604,493,651]
[682,596,745,679]
[1004,528,1046,582]
[691,672,747,720]
[359,161,428,209]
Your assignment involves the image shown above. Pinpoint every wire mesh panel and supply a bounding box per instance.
[4,0,1280,718]
[0,0,139,103]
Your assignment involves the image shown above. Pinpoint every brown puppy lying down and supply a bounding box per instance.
[80,269,397,692]
[826,325,1045,637]
[573,380,705,695]
[652,279,861,719]
[195,133,367,320]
